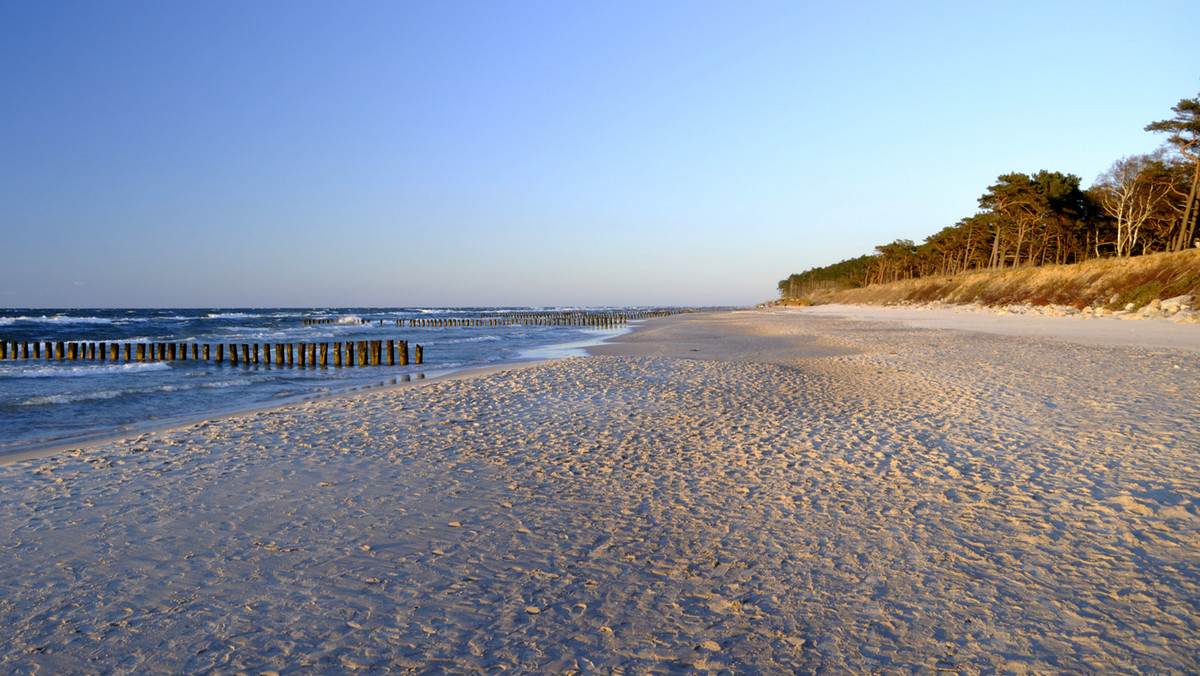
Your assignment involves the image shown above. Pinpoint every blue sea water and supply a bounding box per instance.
[0,307,641,457]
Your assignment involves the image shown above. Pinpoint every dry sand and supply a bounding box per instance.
[2,309,1198,674]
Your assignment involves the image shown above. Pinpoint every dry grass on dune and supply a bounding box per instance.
[792,249,1200,311]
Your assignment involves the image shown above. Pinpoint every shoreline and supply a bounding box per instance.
[13,301,1195,466]
[2,310,1198,672]
[0,324,633,466]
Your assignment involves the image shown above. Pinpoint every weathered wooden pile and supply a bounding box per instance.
[296,309,689,328]
[302,317,370,326]
[0,340,422,367]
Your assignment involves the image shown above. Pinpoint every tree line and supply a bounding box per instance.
[779,92,1200,299]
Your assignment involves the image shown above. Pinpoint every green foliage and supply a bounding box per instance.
[778,255,875,298]
[779,89,1200,301]
[1107,282,1163,311]
[1145,94,1200,154]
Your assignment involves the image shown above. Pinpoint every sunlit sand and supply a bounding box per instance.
[2,310,1197,672]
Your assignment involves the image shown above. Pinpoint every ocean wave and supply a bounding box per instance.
[0,315,114,326]
[201,379,256,389]
[17,376,255,406]
[6,362,172,379]
[438,335,503,345]
[20,390,126,406]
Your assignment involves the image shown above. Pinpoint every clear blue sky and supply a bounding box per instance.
[2,1,1198,308]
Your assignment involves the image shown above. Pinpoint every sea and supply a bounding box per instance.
[0,307,651,458]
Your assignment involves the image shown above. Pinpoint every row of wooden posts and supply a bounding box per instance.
[304,310,690,329]
[0,340,422,367]
[302,318,370,326]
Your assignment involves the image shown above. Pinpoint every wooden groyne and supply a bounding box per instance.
[302,309,695,328]
[0,340,422,367]
[302,318,369,326]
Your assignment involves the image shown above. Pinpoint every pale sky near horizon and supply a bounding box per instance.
[2,1,1198,308]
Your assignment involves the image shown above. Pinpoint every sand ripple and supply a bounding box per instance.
[1,312,1197,673]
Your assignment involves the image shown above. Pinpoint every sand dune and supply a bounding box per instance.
[2,310,1197,673]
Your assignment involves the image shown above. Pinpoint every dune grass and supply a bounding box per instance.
[787,249,1200,310]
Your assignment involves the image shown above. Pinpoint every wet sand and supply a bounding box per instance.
[2,310,1197,673]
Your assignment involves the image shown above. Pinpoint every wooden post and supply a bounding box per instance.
[287,343,294,365]
[414,344,423,364]
[309,343,317,366]
[345,341,354,366]
[320,343,328,366]
[399,340,408,365]
[334,342,343,367]
[387,339,395,365]
[203,344,211,361]
[230,344,239,365]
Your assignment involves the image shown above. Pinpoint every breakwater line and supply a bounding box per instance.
[0,306,695,455]
[1,340,422,367]
[304,309,692,328]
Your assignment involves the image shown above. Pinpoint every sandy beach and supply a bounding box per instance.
[2,309,1198,674]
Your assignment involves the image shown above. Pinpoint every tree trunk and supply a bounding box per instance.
[1174,159,1200,250]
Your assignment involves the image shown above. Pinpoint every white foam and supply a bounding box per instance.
[0,315,113,325]
[438,335,503,345]
[7,362,172,379]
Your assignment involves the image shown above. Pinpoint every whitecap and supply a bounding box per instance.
[20,389,126,406]
[438,335,503,345]
[7,362,172,379]
[0,314,114,325]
